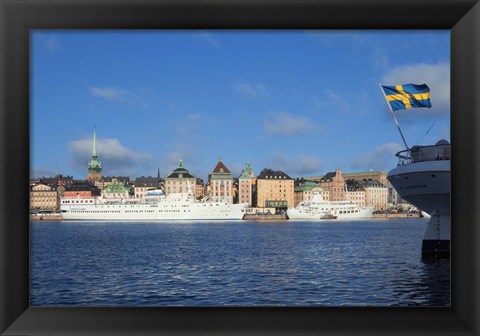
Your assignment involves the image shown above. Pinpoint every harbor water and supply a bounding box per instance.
[30,218,450,306]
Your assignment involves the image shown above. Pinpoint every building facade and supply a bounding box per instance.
[164,160,197,196]
[358,179,388,210]
[293,180,330,207]
[319,169,346,201]
[195,178,204,199]
[207,159,234,204]
[63,182,101,198]
[256,168,294,211]
[30,184,59,211]
[102,179,130,199]
[345,179,366,206]
[343,171,388,185]
[238,161,255,206]
[134,176,161,199]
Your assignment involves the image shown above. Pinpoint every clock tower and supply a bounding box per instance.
[87,129,102,183]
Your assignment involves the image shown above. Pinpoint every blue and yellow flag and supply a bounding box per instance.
[381,84,432,111]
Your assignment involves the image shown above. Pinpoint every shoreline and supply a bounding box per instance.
[30,213,422,222]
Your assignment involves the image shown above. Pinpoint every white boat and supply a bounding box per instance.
[60,189,247,221]
[286,192,374,220]
[387,139,450,258]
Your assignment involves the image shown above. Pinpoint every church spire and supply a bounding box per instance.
[87,127,102,182]
[92,127,97,158]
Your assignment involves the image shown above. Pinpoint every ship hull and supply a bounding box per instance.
[387,160,450,258]
[61,201,246,221]
[287,207,373,220]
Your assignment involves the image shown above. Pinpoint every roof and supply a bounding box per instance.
[65,182,100,192]
[257,168,292,180]
[358,179,387,188]
[321,172,336,182]
[345,179,365,192]
[238,161,254,179]
[294,180,318,192]
[212,160,231,174]
[103,180,129,193]
[165,161,196,179]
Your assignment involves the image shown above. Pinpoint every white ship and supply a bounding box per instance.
[387,139,450,258]
[286,192,374,220]
[60,189,247,221]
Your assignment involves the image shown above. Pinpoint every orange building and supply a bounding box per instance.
[256,168,294,211]
[319,169,346,201]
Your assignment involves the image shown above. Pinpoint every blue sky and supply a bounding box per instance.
[31,30,450,181]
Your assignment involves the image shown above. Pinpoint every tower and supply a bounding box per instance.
[87,129,102,183]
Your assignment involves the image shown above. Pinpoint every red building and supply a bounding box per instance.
[63,182,101,198]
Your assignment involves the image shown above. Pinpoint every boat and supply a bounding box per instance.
[286,192,374,220]
[387,139,450,258]
[60,188,248,221]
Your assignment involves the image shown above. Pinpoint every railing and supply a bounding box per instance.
[395,143,450,165]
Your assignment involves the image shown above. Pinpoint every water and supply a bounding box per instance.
[30,218,450,306]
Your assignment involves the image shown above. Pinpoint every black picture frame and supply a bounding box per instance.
[1,1,479,335]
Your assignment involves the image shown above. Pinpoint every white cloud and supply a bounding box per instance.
[264,112,315,136]
[232,80,268,99]
[90,87,128,101]
[351,143,404,171]
[90,86,149,107]
[267,152,323,177]
[68,137,155,177]
[381,62,450,116]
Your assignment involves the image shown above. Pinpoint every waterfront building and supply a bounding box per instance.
[63,182,101,198]
[207,159,234,204]
[256,168,294,211]
[102,179,130,199]
[343,171,388,185]
[345,179,366,206]
[293,179,329,207]
[164,160,197,196]
[358,179,389,210]
[238,161,255,206]
[134,176,161,198]
[319,169,346,201]
[87,130,103,183]
[30,184,59,211]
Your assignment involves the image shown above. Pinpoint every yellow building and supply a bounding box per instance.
[164,160,197,196]
[256,169,294,211]
[30,184,59,211]
[343,171,388,185]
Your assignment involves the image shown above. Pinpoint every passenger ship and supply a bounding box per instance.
[286,192,374,220]
[60,189,247,221]
[387,139,450,258]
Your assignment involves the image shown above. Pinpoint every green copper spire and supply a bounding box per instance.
[179,159,184,168]
[88,129,102,172]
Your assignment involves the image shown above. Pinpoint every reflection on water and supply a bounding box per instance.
[30,218,450,306]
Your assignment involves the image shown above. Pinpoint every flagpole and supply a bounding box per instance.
[379,83,410,151]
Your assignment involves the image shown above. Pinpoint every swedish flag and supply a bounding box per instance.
[381,84,432,111]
